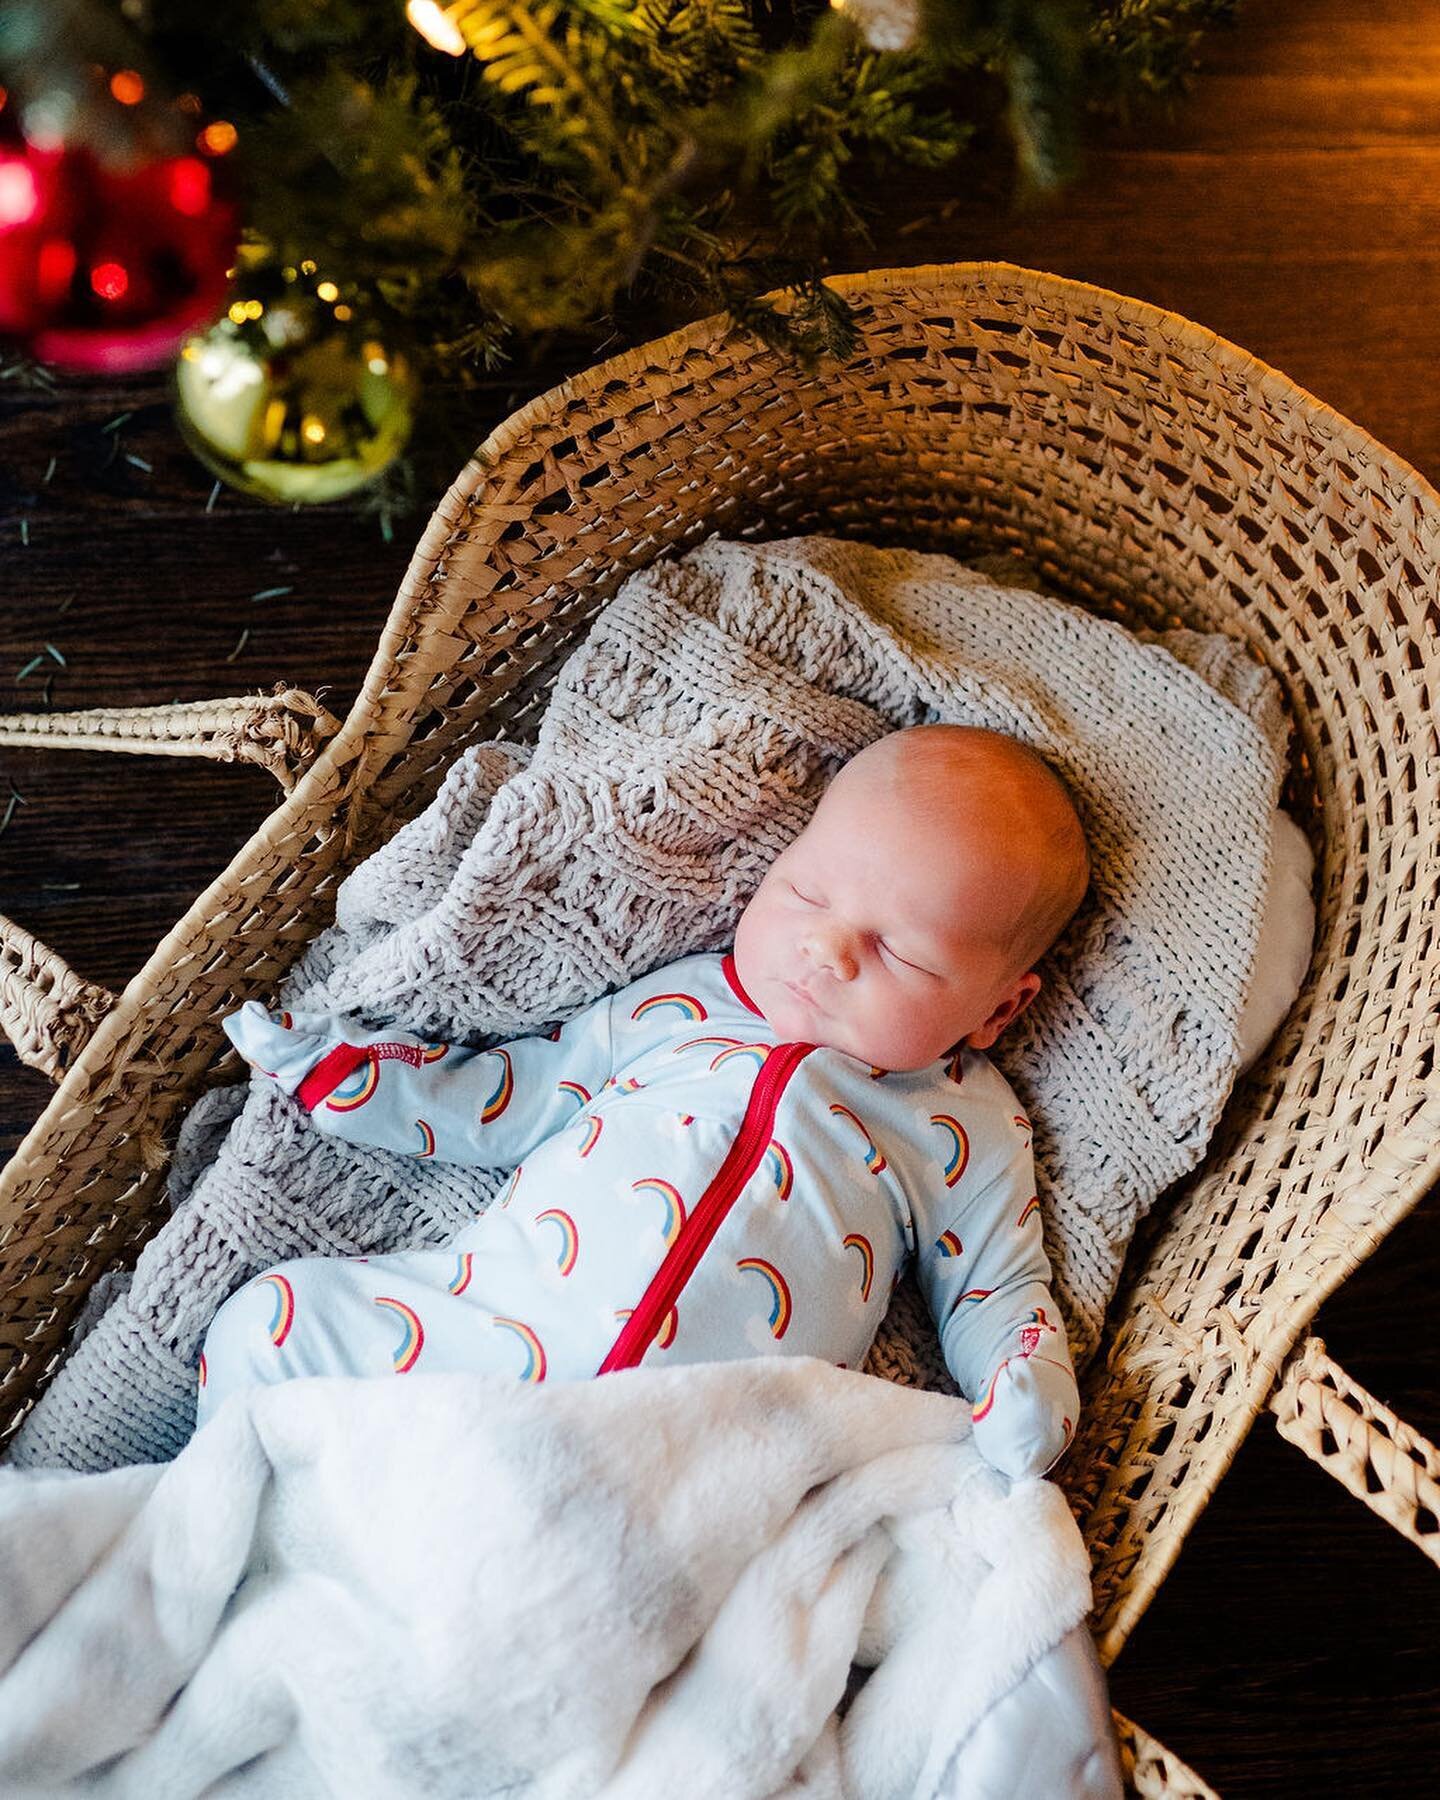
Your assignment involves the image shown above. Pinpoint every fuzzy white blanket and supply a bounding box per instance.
[0,1358,1119,1798]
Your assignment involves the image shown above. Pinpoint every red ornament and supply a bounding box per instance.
[0,108,240,373]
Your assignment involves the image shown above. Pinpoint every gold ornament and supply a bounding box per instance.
[172,259,417,504]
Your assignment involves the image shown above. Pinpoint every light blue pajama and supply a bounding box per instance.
[197,951,1079,1479]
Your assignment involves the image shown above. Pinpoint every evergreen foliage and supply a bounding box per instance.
[130,0,1239,379]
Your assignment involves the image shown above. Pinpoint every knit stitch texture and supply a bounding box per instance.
[10,534,1289,1472]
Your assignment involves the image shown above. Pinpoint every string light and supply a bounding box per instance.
[406,2,468,57]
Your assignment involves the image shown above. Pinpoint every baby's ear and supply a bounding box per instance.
[964,971,1042,1051]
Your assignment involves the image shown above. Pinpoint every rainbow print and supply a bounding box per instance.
[676,1113,695,1127]
[930,1114,970,1188]
[1016,1195,1042,1229]
[557,1079,592,1110]
[632,992,708,1023]
[325,1055,379,1112]
[413,1118,436,1158]
[576,1114,603,1158]
[829,1103,887,1174]
[676,1035,742,1055]
[614,1076,645,1093]
[197,1351,207,1388]
[959,1288,993,1305]
[944,1049,965,1086]
[535,1208,579,1276]
[971,1359,1008,1423]
[480,1049,513,1123]
[656,1307,678,1350]
[633,1177,686,1245]
[448,1253,473,1296]
[275,1010,294,1029]
[1012,1113,1032,1136]
[867,1065,887,1080]
[843,1233,875,1302]
[709,1043,770,1074]
[373,1296,424,1373]
[259,1273,295,1346]
[935,1230,964,1259]
[494,1317,546,1382]
[737,1257,792,1339]
[421,1043,449,1063]
[764,1140,794,1200]
[497,1165,523,1209]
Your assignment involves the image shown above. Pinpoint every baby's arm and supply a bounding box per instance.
[223,992,616,1168]
[916,1164,1079,1481]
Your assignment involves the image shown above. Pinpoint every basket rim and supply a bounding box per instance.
[470,259,1440,518]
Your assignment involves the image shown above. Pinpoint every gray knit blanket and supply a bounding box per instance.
[12,533,1288,1472]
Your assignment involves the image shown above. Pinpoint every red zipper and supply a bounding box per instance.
[597,1039,815,1374]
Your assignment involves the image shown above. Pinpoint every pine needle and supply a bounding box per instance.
[101,412,132,434]
[15,655,43,682]
[249,586,293,602]
[206,482,222,513]
[20,518,28,546]
[42,456,57,483]
[226,628,251,662]
[125,453,153,473]
[44,643,66,666]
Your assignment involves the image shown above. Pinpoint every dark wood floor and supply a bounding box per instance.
[4,1,1438,1791]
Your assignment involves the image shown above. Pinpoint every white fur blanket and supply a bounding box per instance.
[0,1359,1119,1798]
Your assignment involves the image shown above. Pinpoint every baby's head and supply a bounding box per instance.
[733,725,1090,1071]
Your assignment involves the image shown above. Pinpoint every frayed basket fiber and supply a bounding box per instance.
[3,263,1439,1797]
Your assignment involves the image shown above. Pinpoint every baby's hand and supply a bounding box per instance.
[970,1338,1079,1482]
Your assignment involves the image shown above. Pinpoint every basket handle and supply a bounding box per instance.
[0,683,341,793]
[1269,1331,1440,1567]
[0,685,341,1081]
[1111,1709,1218,1798]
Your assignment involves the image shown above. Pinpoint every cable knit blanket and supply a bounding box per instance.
[0,1358,1123,1798]
[10,532,1288,1473]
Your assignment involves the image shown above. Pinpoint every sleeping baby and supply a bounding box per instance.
[198,723,1091,1480]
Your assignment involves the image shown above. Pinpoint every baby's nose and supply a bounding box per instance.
[802,925,858,982]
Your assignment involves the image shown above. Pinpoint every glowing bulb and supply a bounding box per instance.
[228,301,248,324]
[91,261,130,301]
[315,280,339,302]
[332,303,352,321]
[110,71,145,105]
[407,1,467,56]
[168,158,211,217]
[301,417,327,445]
[0,161,40,228]
[199,121,238,157]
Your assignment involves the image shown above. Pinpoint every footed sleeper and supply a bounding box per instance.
[200,951,1079,1479]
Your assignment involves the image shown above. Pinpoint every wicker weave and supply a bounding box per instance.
[3,263,1439,1788]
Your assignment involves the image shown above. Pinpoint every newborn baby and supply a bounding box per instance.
[200,724,1091,1479]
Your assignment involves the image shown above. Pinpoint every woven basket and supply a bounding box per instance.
[4,262,1439,1795]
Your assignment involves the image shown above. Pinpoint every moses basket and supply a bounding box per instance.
[3,262,1439,1796]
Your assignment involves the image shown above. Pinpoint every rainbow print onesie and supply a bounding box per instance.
[198,951,1079,1480]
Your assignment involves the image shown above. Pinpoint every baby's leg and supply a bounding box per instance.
[194,1247,520,1429]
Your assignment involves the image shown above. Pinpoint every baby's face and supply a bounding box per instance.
[733,760,1041,1071]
